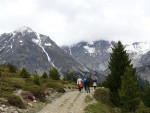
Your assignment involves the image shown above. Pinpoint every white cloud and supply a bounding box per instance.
[1,0,150,46]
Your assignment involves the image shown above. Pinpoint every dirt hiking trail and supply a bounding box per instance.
[38,89,94,113]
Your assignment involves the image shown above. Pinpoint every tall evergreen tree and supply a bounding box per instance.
[107,41,132,105]
[141,82,150,107]
[119,67,140,112]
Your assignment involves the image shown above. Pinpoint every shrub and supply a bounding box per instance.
[20,67,30,78]
[49,68,60,80]
[42,71,48,79]
[7,64,17,73]
[21,91,35,101]
[24,77,34,83]
[94,88,112,106]
[64,72,76,83]
[46,82,65,93]
[8,95,25,108]
[28,86,46,102]
[135,101,150,113]
[33,74,41,85]
[7,78,25,89]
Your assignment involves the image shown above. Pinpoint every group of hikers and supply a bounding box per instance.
[77,76,97,93]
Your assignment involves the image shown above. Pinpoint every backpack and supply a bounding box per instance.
[83,79,87,85]
[86,78,90,85]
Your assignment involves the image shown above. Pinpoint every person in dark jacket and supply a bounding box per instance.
[85,77,90,93]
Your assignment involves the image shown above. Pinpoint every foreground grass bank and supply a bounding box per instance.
[0,64,76,112]
[84,87,150,113]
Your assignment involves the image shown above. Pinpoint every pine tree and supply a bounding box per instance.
[7,64,17,73]
[49,68,60,80]
[33,74,40,85]
[142,82,150,107]
[42,71,48,79]
[20,67,30,78]
[107,41,132,105]
[119,67,140,112]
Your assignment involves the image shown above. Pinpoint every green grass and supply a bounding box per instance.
[85,102,117,113]
[0,65,67,108]
[84,87,121,113]
[85,87,150,113]
[85,95,93,103]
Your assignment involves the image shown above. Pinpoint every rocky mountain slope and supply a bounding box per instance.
[62,41,150,82]
[0,26,90,74]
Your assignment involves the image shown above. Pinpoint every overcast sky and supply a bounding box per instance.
[0,0,150,46]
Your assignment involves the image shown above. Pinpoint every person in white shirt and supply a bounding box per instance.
[93,80,97,90]
[77,76,83,92]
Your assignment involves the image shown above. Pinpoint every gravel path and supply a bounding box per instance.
[38,89,94,113]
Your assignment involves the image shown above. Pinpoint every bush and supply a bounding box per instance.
[7,64,17,73]
[46,82,65,93]
[21,91,35,101]
[6,78,25,89]
[94,88,112,106]
[135,101,150,113]
[33,74,41,85]
[64,72,76,83]
[49,68,60,80]
[8,95,25,108]
[27,86,46,102]
[42,71,48,79]
[20,67,30,78]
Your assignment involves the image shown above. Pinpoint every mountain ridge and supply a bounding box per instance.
[62,40,150,82]
[0,27,91,75]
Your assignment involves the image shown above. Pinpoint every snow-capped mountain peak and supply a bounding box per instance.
[0,27,91,75]
[126,42,150,54]
[13,26,34,33]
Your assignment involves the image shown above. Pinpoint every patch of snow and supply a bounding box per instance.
[19,40,23,43]
[14,26,34,33]
[88,41,94,45]
[10,45,12,49]
[84,46,95,54]
[0,46,5,51]
[33,33,56,67]
[45,42,51,46]
[6,49,10,52]
[32,38,39,44]
[69,48,72,55]
[107,47,112,53]
[9,33,16,49]
[98,63,107,71]
[126,42,150,54]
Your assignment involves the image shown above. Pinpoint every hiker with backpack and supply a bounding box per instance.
[83,78,87,92]
[84,77,91,93]
[77,75,83,92]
